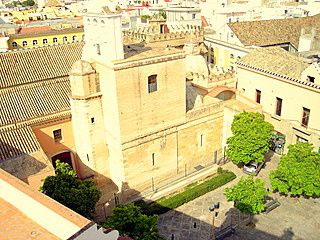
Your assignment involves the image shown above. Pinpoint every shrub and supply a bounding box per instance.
[136,169,236,215]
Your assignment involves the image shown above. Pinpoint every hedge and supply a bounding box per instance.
[135,168,236,216]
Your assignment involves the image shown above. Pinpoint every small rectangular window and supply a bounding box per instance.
[91,117,95,123]
[307,76,315,83]
[96,43,101,55]
[296,135,308,143]
[200,134,204,147]
[275,97,282,116]
[152,153,155,166]
[148,75,157,93]
[256,90,261,103]
[302,107,310,127]
[53,129,62,142]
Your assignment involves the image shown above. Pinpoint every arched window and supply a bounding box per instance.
[63,36,67,42]
[230,54,234,59]
[12,42,17,47]
[72,35,77,42]
[237,56,241,61]
[53,37,58,43]
[22,41,27,47]
[33,40,38,46]
[43,38,48,44]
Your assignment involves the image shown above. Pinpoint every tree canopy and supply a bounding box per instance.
[22,0,35,6]
[226,112,274,165]
[270,142,320,197]
[103,203,164,240]
[40,160,101,218]
[224,176,268,215]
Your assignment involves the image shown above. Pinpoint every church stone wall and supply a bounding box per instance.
[115,57,186,143]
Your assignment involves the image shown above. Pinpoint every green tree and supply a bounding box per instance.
[226,112,274,165]
[103,203,163,240]
[270,142,320,197]
[225,177,268,224]
[22,0,35,6]
[40,160,101,218]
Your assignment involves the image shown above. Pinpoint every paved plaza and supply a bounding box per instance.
[157,153,320,240]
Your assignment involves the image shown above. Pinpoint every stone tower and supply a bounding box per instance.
[69,60,109,181]
[82,5,124,62]
[71,3,126,190]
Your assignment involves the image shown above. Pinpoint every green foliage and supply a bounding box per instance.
[226,112,274,165]
[103,203,163,240]
[41,160,101,218]
[225,177,268,215]
[270,142,320,197]
[22,0,35,6]
[159,9,166,19]
[135,169,236,216]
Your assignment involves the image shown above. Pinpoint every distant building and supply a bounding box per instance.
[7,27,84,50]
[236,47,320,150]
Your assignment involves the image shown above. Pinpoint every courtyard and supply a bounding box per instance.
[157,153,320,240]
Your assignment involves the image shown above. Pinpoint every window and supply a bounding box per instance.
[72,35,77,42]
[148,74,157,93]
[53,129,62,142]
[192,13,196,19]
[275,97,282,116]
[43,38,48,44]
[307,76,315,83]
[53,37,58,43]
[256,90,261,103]
[230,54,234,59]
[33,40,38,46]
[152,153,155,166]
[12,42,17,47]
[297,135,308,143]
[91,117,95,123]
[302,107,310,127]
[22,41,27,47]
[200,134,204,147]
[96,43,101,55]
[63,36,67,42]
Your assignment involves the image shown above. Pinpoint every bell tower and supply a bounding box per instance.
[82,5,124,62]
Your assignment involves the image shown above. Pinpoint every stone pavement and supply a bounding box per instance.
[157,153,320,240]
[157,161,246,240]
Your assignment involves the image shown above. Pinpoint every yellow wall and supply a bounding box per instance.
[31,118,80,172]
[8,31,84,50]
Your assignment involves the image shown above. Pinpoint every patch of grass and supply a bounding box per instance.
[135,169,236,216]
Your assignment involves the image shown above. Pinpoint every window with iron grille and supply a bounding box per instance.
[275,97,282,116]
[302,107,310,127]
[53,129,62,142]
[148,75,157,93]
[256,89,261,103]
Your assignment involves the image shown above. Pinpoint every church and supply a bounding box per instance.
[0,5,236,218]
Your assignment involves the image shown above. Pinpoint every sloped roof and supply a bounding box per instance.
[0,126,41,161]
[0,43,83,126]
[0,78,71,126]
[0,42,83,89]
[237,47,309,80]
[228,14,320,48]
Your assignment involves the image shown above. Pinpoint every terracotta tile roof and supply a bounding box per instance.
[0,77,71,126]
[10,27,84,39]
[0,126,41,161]
[0,42,83,89]
[18,25,52,34]
[228,14,320,48]
[0,168,91,228]
[0,198,60,240]
[237,47,309,79]
[0,168,92,238]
